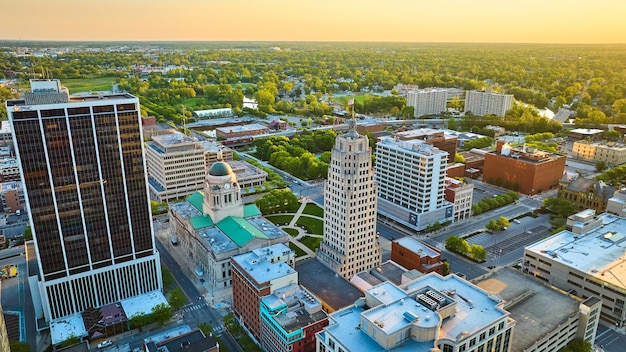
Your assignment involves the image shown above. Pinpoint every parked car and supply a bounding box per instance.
[513,219,521,224]
[98,340,113,348]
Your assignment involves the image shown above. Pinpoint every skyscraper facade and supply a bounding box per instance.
[6,80,161,321]
[317,121,381,280]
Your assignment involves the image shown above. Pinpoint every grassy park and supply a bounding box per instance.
[302,203,324,217]
[295,216,323,235]
[61,77,117,93]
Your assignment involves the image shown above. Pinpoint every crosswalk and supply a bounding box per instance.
[182,302,209,312]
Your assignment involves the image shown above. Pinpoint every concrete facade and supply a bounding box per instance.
[464,91,513,117]
[572,141,626,166]
[444,178,474,222]
[374,137,453,231]
[318,122,381,280]
[406,89,447,117]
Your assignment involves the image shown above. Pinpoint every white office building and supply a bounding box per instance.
[317,121,381,280]
[375,137,453,231]
[465,91,513,117]
[406,89,447,117]
[146,132,206,202]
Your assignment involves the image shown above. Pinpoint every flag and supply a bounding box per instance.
[348,98,354,105]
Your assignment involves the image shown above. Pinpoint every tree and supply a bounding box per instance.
[254,89,275,113]
[605,130,622,141]
[10,341,31,352]
[543,198,576,218]
[151,303,173,326]
[596,161,608,172]
[168,288,186,311]
[561,338,592,352]
[496,216,510,229]
[442,260,450,276]
[486,220,501,233]
[454,154,465,163]
[470,244,487,262]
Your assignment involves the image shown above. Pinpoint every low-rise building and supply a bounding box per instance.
[0,158,20,183]
[260,284,328,352]
[444,178,474,222]
[216,123,269,139]
[557,176,615,213]
[391,237,444,275]
[474,267,601,352]
[567,128,604,141]
[524,210,626,325]
[316,274,514,352]
[0,181,24,214]
[231,243,297,341]
[483,141,566,195]
[572,140,626,166]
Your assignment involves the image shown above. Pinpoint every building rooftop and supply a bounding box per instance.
[570,128,604,135]
[564,178,616,201]
[377,136,448,157]
[215,123,268,134]
[296,258,363,311]
[50,313,87,345]
[120,290,168,319]
[171,192,282,254]
[395,237,440,258]
[403,274,507,342]
[232,243,296,284]
[474,267,581,352]
[526,212,626,290]
[197,140,232,153]
[325,273,507,352]
[160,329,218,352]
[151,132,197,147]
[261,284,327,334]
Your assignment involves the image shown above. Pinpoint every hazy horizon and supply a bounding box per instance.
[5,0,625,44]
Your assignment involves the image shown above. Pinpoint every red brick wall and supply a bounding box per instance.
[231,262,269,340]
[483,153,566,195]
[391,241,443,274]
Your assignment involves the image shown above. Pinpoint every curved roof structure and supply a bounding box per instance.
[208,161,233,176]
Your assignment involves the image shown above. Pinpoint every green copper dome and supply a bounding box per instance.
[208,162,233,176]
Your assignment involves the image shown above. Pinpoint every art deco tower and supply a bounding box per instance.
[318,119,381,280]
[6,80,162,322]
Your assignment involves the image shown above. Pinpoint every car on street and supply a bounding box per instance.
[513,219,521,224]
[98,340,113,348]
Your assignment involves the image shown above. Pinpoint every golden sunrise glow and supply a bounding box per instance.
[5,0,626,43]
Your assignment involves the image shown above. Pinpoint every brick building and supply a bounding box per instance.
[231,244,297,340]
[444,177,474,222]
[391,237,444,275]
[558,177,616,213]
[483,141,566,195]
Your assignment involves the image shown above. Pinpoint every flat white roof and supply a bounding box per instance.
[526,213,626,289]
[570,128,604,134]
[50,313,87,345]
[395,237,439,258]
[232,243,296,284]
[120,290,169,318]
[215,123,268,133]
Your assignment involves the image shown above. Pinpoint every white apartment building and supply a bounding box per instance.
[606,189,626,217]
[572,141,626,166]
[318,121,381,280]
[524,210,626,325]
[146,132,206,202]
[316,274,515,352]
[465,91,513,117]
[406,89,447,117]
[375,137,453,231]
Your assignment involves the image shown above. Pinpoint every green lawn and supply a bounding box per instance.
[300,236,323,252]
[289,242,307,257]
[266,214,294,226]
[302,203,324,217]
[62,77,117,93]
[283,228,300,237]
[182,97,204,108]
[296,216,324,235]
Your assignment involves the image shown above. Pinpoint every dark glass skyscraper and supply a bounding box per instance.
[6,80,162,321]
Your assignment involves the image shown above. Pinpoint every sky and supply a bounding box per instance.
[4,0,625,43]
